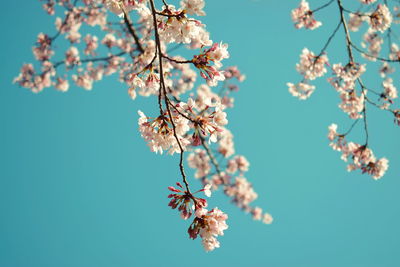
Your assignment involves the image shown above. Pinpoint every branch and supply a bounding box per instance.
[122,9,145,54]
[149,0,193,196]
[337,0,355,62]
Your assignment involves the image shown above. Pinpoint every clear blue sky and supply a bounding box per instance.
[1,1,399,266]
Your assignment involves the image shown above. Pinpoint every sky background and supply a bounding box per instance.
[1,0,400,266]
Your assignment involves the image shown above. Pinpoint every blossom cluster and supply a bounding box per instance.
[328,124,389,179]
[291,0,322,30]
[168,182,228,252]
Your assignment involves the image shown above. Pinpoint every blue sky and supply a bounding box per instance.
[1,0,400,266]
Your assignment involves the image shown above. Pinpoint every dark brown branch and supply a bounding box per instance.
[122,10,145,54]
[342,119,360,136]
[162,54,193,64]
[337,0,355,62]
[149,0,193,196]
[51,51,127,69]
[166,98,196,123]
[358,79,370,145]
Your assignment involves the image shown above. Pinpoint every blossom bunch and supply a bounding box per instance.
[328,124,389,179]
[188,207,228,252]
[288,48,328,100]
[291,0,322,30]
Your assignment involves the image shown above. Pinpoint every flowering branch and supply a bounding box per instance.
[289,0,398,179]
[15,0,272,252]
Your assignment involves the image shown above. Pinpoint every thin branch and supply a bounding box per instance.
[357,78,370,145]
[317,20,343,57]
[337,0,355,62]
[342,119,360,136]
[166,98,196,123]
[162,54,193,64]
[43,51,127,75]
[350,42,400,62]
[313,0,335,13]
[122,9,145,54]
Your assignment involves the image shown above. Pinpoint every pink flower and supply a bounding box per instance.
[368,4,392,33]
[65,47,80,66]
[379,62,394,78]
[55,78,69,92]
[193,43,229,86]
[32,33,54,61]
[168,182,207,220]
[225,176,258,208]
[262,213,273,224]
[291,0,322,30]
[361,29,383,61]
[84,34,98,56]
[187,149,211,178]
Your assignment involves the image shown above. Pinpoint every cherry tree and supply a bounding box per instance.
[14,0,399,252]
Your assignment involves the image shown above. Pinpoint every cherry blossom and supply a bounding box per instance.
[296,48,328,80]
[137,110,190,154]
[328,124,389,179]
[361,29,383,61]
[348,13,364,32]
[188,207,228,252]
[379,62,394,78]
[181,0,205,16]
[33,33,54,61]
[291,0,322,30]
[368,4,392,33]
[382,78,397,100]
[287,82,316,100]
